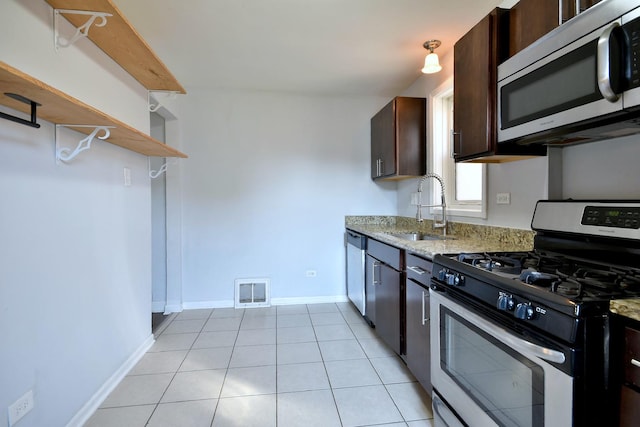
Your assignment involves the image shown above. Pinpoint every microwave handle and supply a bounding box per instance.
[597,21,621,103]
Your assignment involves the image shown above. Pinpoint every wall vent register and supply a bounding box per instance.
[235,278,270,308]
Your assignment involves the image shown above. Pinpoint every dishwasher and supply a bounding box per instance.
[345,230,366,316]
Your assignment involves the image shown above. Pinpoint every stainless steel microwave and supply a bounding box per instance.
[498,0,640,146]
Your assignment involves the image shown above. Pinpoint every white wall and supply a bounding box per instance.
[397,50,548,229]
[1,2,155,426]
[176,89,394,306]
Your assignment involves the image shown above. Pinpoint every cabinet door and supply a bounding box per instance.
[375,263,401,354]
[619,385,640,427]
[406,279,432,394]
[371,97,426,180]
[371,100,396,179]
[509,0,602,57]
[453,10,506,161]
[509,0,559,57]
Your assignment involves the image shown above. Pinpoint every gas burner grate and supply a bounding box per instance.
[458,253,523,274]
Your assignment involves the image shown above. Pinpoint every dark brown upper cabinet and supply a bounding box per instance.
[453,8,546,163]
[509,0,602,57]
[371,97,426,180]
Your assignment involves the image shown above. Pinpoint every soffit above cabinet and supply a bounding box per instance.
[0,61,187,158]
[44,0,186,94]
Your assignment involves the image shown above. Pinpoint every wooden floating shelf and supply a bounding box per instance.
[44,0,186,94]
[0,61,187,158]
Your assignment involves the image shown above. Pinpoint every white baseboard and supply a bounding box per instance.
[181,295,348,309]
[271,295,349,305]
[65,334,155,427]
[182,300,235,309]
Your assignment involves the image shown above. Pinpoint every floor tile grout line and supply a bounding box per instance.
[97,304,433,426]
[144,307,220,425]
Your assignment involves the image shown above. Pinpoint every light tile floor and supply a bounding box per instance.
[85,302,434,427]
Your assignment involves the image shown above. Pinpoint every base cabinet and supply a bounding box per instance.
[405,254,433,394]
[366,239,403,355]
[376,262,401,355]
[619,326,640,426]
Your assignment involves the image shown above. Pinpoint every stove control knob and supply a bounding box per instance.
[437,269,465,286]
[445,273,465,286]
[515,302,535,320]
[497,295,515,311]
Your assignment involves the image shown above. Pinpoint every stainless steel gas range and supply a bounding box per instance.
[430,200,640,427]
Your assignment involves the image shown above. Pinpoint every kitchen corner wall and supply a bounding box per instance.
[397,50,548,230]
[1,2,154,426]
[175,88,394,306]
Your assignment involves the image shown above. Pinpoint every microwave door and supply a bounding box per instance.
[498,20,624,144]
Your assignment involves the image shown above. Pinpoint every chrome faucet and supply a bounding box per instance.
[416,173,447,236]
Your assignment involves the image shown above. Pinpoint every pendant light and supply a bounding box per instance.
[421,40,442,74]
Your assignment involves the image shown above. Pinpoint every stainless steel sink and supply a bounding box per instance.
[386,232,454,241]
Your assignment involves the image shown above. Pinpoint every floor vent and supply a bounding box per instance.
[235,278,271,308]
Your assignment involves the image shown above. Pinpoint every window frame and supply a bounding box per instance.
[428,77,487,219]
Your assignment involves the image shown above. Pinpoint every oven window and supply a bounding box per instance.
[501,40,601,129]
[440,308,544,427]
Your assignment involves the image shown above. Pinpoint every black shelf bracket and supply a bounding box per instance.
[1,93,41,128]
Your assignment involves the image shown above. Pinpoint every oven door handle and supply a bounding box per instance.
[498,327,566,364]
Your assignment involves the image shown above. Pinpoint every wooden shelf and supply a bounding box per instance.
[0,61,187,158]
[44,0,186,94]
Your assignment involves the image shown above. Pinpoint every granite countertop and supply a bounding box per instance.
[347,216,640,324]
[610,299,640,323]
[346,216,535,260]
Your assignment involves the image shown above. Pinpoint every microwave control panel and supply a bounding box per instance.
[624,16,640,89]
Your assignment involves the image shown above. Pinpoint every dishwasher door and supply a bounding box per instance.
[346,230,366,316]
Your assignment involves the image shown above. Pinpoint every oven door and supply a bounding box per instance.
[430,289,573,427]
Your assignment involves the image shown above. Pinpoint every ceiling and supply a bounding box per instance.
[114,0,511,97]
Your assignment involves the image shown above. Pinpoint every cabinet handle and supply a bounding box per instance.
[421,290,430,326]
[559,0,564,25]
[632,359,640,368]
[450,130,461,158]
[407,265,426,275]
[372,260,380,285]
[376,158,384,177]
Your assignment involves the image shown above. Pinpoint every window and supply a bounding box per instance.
[429,78,486,218]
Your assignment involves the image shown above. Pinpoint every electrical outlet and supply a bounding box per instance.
[496,192,511,205]
[410,192,419,205]
[8,390,34,426]
[123,167,132,187]
[305,270,317,277]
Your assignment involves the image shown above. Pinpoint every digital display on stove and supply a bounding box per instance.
[581,206,640,229]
